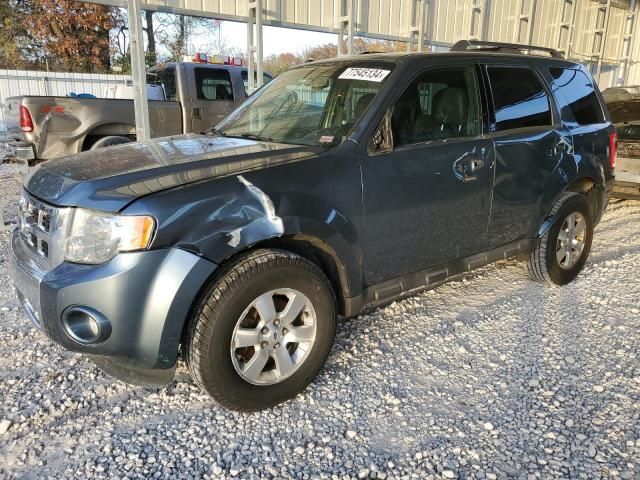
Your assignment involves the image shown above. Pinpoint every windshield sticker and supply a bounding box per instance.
[338,68,390,82]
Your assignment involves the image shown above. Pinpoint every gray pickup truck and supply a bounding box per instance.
[603,86,640,199]
[1,62,271,163]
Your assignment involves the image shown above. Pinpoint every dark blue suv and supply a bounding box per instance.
[10,41,616,411]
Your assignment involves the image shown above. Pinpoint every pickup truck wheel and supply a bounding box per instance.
[527,192,594,286]
[185,249,336,411]
[89,135,132,149]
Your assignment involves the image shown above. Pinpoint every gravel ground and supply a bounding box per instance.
[1,162,640,479]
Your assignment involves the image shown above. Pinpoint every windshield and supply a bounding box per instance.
[618,124,640,140]
[217,63,394,146]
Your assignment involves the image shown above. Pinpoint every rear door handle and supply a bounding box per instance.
[453,154,485,182]
[553,137,574,156]
[193,107,202,119]
[469,158,485,172]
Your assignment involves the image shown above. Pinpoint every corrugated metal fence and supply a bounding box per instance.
[93,0,640,86]
[0,69,131,132]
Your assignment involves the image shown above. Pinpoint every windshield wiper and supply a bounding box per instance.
[237,133,275,143]
[208,127,227,137]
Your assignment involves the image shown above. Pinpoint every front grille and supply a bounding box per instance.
[18,191,68,270]
[19,194,53,260]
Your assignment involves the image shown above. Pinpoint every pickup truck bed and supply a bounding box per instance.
[606,95,640,199]
[3,96,182,159]
[1,62,265,162]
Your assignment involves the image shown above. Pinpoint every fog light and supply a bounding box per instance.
[62,306,111,344]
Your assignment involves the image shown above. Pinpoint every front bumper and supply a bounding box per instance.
[612,156,640,199]
[10,231,217,385]
[1,139,35,163]
[612,170,640,200]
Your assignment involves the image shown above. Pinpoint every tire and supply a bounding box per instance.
[185,249,337,411]
[527,192,594,286]
[89,135,133,150]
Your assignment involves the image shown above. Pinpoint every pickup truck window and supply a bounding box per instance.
[217,63,394,146]
[391,66,480,146]
[548,67,605,126]
[147,68,177,101]
[195,68,234,101]
[618,125,640,139]
[241,71,273,96]
[487,66,552,131]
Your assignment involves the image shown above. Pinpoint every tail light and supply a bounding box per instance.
[19,105,34,132]
[608,132,617,169]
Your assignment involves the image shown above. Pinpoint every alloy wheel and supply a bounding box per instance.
[230,289,317,385]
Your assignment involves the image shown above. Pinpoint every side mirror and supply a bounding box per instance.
[368,110,394,155]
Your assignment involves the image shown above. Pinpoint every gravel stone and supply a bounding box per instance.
[0,419,11,435]
[1,165,640,479]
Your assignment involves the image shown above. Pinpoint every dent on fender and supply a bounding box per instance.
[224,175,284,248]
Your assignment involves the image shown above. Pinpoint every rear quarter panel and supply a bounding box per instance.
[537,63,615,223]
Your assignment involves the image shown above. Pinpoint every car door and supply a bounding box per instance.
[360,65,495,286]
[190,66,237,133]
[483,64,573,246]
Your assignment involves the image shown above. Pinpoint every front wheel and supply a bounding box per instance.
[185,249,336,411]
[528,192,594,286]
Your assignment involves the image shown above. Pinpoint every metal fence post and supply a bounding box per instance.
[127,0,151,142]
[247,1,263,93]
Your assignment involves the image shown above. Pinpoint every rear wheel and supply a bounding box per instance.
[185,249,336,411]
[528,192,594,286]
[89,135,133,149]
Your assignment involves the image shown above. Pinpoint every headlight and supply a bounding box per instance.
[64,209,156,264]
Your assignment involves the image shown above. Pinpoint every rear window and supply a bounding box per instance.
[487,67,552,131]
[194,68,234,101]
[549,67,605,125]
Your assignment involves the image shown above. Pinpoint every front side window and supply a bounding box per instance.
[549,67,605,125]
[194,68,234,101]
[217,63,393,146]
[390,66,480,146]
[487,67,552,131]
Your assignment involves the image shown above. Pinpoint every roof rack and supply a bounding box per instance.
[450,40,564,59]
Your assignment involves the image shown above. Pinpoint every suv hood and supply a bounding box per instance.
[24,134,322,211]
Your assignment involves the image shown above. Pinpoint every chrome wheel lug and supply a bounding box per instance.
[260,341,269,349]
[273,318,280,326]
[274,342,280,349]
[261,326,269,334]
[282,328,289,335]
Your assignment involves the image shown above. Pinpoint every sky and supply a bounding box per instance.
[213,21,337,57]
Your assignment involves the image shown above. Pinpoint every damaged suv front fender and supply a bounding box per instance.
[123,166,363,298]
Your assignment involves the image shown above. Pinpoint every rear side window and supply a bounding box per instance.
[548,67,605,125]
[194,68,234,101]
[241,71,273,96]
[487,67,552,131]
[147,68,177,101]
